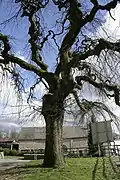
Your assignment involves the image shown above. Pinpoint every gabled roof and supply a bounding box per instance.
[63,126,88,139]
[18,126,88,140]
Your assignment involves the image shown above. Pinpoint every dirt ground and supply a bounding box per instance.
[0,158,31,180]
[0,166,31,180]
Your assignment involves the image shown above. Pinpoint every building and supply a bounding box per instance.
[0,138,19,150]
[18,126,88,154]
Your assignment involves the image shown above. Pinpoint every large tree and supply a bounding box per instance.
[0,0,120,167]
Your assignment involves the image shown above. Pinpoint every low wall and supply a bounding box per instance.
[24,154,44,160]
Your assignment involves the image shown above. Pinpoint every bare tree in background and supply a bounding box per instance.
[10,129,19,140]
[0,0,120,167]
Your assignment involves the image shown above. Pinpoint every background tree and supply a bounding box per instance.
[0,0,120,167]
[9,130,19,140]
[0,130,9,138]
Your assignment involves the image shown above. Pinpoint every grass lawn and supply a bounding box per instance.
[4,156,24,159]
[0,157,120,180]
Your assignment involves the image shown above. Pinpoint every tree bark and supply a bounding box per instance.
[42,94,65,168]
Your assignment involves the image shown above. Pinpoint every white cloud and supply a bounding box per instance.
[96,4,120,107]
[96,4,120,40]
[0,53,46,128]
[90,5,120,132]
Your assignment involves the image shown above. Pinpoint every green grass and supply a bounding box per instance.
[4,155,24,159]
[1,157,120,180]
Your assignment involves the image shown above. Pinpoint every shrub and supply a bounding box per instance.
[67,152,79,158]
[3,148,11,156]
[0,148,23,156]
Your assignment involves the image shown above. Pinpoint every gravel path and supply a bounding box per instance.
[0,158,30,171]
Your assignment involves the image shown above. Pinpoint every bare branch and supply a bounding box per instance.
[0,54,43,76]
[57,0,83,75]
[82,0,119,25]
[60,0,83,52]
[69,38,120,69]
[72,89,86,112]
[0,33,56,87]
[76,75,120,106]
[28,14,48,70]
[90,0,98,6]
[55,0,120,76]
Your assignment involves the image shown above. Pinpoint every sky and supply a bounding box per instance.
[0,1,120,130]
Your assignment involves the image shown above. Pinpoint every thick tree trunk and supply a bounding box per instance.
[42,94,65,168]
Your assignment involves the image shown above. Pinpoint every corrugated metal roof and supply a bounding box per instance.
[18,126,88,140]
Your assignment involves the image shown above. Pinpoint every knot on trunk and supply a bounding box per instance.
[42,93,64,119]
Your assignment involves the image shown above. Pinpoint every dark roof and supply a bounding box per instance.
[18,126,88,140]
[0,138,13,143]
[63,126,88,139]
